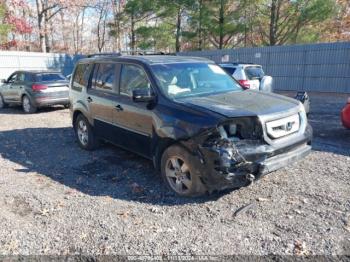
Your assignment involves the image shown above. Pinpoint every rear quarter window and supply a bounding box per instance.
[72,63,93,92]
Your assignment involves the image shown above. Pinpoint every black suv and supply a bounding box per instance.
[70,55,312,197]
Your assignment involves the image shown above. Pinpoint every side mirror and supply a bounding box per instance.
[132,88,155,102]
[0,79,6,84]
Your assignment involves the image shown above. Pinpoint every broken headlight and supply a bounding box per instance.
[218,117,263,140]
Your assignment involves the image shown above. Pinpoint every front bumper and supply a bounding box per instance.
[197,124,313,192]
[258,143,311,175]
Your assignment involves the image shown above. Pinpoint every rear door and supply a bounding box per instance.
[87,62,120,143]
[111,63,154,157]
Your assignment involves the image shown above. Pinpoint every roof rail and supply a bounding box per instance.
[120,50,176,56]
[86,51,176,58]
[87,52,121,58]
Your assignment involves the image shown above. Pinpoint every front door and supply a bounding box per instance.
[11,72,26,103]
[2,73,18,102]
[112,64,154,158]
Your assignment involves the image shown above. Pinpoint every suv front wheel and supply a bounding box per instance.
[0,95,7,109]
[74,114,98,150]
[161,145,206,197]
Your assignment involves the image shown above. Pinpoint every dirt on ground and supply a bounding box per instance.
[0,92,349,257]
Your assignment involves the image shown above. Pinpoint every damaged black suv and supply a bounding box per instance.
[70,55,312,196]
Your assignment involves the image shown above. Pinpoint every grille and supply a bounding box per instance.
[266,114,300,139]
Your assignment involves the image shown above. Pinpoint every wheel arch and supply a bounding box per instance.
[152,136,195,173]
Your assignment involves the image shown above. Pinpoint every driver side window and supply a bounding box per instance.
[120,64,150,96]
[7,74,18,84]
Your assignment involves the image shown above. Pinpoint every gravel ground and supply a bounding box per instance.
[0,92,349,257]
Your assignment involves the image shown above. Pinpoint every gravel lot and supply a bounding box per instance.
[0,92,349,257]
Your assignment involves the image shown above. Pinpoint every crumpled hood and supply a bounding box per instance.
[178,90,301,118]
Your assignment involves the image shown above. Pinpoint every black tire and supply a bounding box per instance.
[74,114,99,150]
[160,144,207,197]
[0,94,7,109]
[22,95,37,113]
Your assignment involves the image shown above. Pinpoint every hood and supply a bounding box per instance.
[177,90,300,118]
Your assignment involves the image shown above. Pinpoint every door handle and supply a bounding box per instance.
[87,96,93,103]
[115,104,123,111]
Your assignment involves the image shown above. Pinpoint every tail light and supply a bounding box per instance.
[32,84,48,91]
[238,80,250,89]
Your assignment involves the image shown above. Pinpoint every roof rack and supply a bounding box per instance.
[86,50,176,58]
[87,52,121,58]
[120,50,176,56]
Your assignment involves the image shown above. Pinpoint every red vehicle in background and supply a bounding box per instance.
[341,97,350,129]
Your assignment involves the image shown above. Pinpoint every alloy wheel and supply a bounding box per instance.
[23,96,31,112]
[165,156,193,194]
[77,120,89,146]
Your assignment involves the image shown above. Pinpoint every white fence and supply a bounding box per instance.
[0,51,83,80]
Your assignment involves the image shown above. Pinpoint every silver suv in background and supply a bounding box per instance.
[0,71,70,113]
[219,63,273,92]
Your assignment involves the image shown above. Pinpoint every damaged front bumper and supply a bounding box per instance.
[194,124,313,192]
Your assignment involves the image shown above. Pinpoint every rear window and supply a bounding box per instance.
[36,73,66,82]
[244,66,265,80]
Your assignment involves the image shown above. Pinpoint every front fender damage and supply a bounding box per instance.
[181,127,264,192]
[180,121,312,192]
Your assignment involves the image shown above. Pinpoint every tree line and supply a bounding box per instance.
[0,0,349,54]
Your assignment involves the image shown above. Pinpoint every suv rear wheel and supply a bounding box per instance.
[22,95,37,113]
[74,114,98,150]
[161,145,206,197]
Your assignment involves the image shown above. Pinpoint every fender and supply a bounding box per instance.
[71,99,90,125]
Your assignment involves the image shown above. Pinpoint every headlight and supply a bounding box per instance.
[218,117,263,140]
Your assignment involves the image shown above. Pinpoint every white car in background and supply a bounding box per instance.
[219,63,273,92]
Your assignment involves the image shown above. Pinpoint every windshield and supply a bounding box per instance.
[35,73,66,82]
[151,63,242,99]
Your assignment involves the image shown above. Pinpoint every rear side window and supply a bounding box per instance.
[24,73,33,82]
[222,67,236,75]
[244,66,265,80]
[92,63,117,91]
[72,63,93,91]
[36,73,66,82]
[120,64,150,96]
